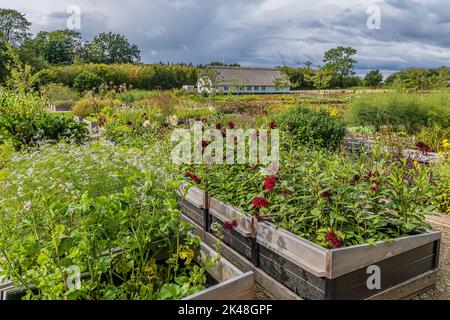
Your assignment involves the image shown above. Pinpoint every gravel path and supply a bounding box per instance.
[415,222,450,300]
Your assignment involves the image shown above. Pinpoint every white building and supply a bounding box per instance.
[197,66,290,95]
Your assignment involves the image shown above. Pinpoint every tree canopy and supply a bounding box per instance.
[0,9,31,47]
[323,46,357,87]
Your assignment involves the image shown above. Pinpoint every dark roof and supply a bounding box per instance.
[202,66,288,86]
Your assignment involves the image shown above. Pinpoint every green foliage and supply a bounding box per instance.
[386,67,450,90]
[350,91,450,134]
[433,161,450,215]
[416,124,450,153]
[276,106,346,150]
[0,9,31,47]
[72,94,119,117]
[0,91,86,148]
[0,142,208,300]
[40,83,79,108]
[73,71,105,93]
[82,32,141,64]
[364,70,384,87]
[37,63,199,90]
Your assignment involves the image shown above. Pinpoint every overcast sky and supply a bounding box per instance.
[1,0,449,75]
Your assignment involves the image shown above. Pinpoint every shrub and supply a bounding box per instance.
[37,63,199,90]
[276,106,346,150]
[349,91,450,134]
[73,71,104,93]
[72,94,119,117]
[434,161,450,215]
[0,91,87,148]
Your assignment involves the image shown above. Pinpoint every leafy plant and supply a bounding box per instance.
[73,71,104,93]
[276,106,346,150]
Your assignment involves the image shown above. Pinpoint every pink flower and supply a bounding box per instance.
[252,197,270,208]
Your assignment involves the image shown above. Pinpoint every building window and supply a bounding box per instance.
[254,86,259,91]
[247,86,252,91]
[224,86,228,92]
[262,86,266,91]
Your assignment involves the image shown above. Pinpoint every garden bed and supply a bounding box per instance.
[178,184,441,300]
[0,241,254,301]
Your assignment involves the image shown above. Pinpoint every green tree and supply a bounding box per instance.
[323,46,357,88]
[0,34,14,82]
[0,9,31,47]
[27,30,82,65]
[364,70,384,87]
[83,32,141,64]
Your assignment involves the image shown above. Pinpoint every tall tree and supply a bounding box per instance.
[323,46,357,88]
[83,32,141,64]
[27,30,82,65]
[0,9,31,47]
[364,70,384,87]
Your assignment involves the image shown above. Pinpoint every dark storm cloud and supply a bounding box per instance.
[0,0,449,75]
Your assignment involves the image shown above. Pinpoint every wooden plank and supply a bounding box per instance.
[182,214,301,300]
[330,242,438,299]
[330,231,441,279]
[185,272,254,300]
[368,270,438,300]
[256,221,329,277]
[179,197,205,228]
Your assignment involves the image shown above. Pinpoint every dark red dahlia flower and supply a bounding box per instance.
[227,120,235,129]
[415,141,431,155]
[252,197,270,208]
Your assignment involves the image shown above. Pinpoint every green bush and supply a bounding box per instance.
[276,106,346,150]
[349,91,450,134]
[36,63,199,90]
[0,91,86,148]
[73,71,104,93]
[416,124,450,153]
[72,94,119,117]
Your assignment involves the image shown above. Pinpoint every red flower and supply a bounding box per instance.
[216,123,222,130]
[371,182,381,191]
[224,220,239,230]
[227,120,235,129]
[184,172,201,184]
[264,176,278,191]
[325,231,342,249]
[269,121,277,129]
[252,197,270,208]
[320,191,331,199]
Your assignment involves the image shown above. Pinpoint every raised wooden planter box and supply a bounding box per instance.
[0,242,254,301]
[178,184,441,300]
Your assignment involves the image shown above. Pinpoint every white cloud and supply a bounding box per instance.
[1,0,449,73]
